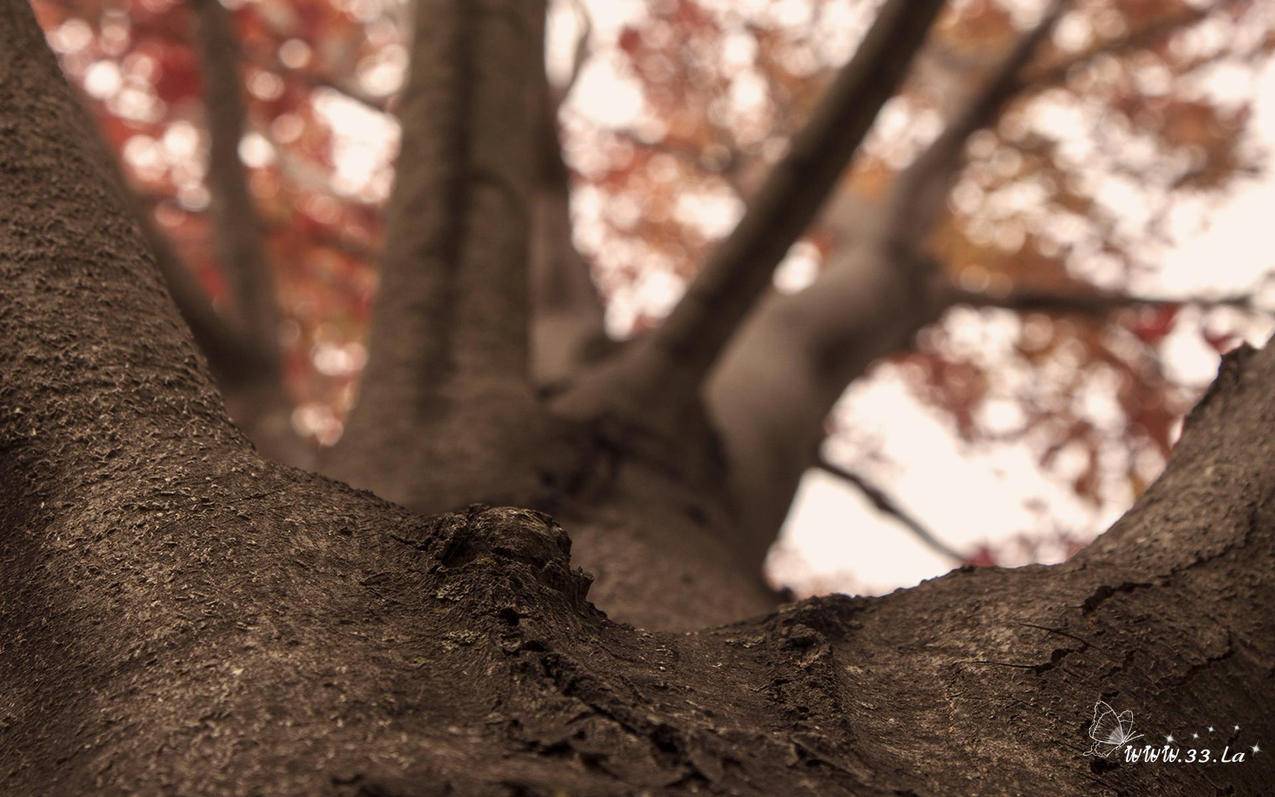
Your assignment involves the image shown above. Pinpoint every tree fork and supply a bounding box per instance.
[4,2,1274,793]
[551,0,945,437]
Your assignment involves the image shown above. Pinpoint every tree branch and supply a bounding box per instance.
[132,193,272,385]
[267,60,387,112]
[815,455,965,563]
[325,1,552,511]
[84,98,269,387]
[0,0,240,500]
[695,8,1064,565]
[350,0,543,397]
[554,0,945,428]
[643,0,944,382]
[946,283,1265,317]
[886,0,1069,242]
[190,0,281,355]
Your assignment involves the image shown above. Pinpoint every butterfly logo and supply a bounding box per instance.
[1085,700,1143,757]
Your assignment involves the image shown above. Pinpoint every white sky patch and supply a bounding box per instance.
[773,241,821,293]
[84,60,122,99]
[674,190,743,239]
[312,90,399,197]
[772,370,1107,595]
[570,58,645,128]
[239,132,275,168]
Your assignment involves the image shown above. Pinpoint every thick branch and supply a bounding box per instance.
[706,243,946,564]
[0,0,239,507]
[554,0,944,430]
[90,98,305,466]
[324,1,551,511]
[191,0,281,354]
[350,0,543,398]
[637,0,943,387]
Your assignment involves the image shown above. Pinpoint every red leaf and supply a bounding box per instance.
[1128,304,1179,345]
[618,27,642,55]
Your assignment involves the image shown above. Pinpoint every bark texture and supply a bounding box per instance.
[4,1,1275,794]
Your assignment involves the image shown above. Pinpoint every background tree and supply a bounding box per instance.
[33,0,1275,587]
[3,0,1275,793]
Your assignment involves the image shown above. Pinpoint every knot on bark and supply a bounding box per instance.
[428,504,594,607]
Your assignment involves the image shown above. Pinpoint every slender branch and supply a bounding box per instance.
[190,0,281,354]
[947,284,1265,317]
[815,455,965,564]
[532,39,609,386]
[1026,4,1215,90]
[83,96,268,386]
[886,1,1069,241]
[268,62,387,112]
[130,196,271,384]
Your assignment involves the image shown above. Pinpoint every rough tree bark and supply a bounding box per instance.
[3,0,1273,794]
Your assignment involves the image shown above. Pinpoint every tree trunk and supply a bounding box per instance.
[324,0,550,512]
[3,1,1274,794]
